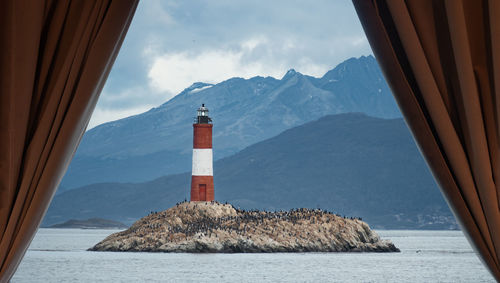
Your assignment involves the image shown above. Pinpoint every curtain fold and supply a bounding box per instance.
[353,0,500,280]
[0,1,138,282]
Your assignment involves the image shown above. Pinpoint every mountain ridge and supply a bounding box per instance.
[61,55,400,190]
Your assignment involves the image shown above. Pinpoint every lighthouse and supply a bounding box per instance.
[190,104,214,201]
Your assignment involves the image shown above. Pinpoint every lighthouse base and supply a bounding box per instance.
[190,176,214,201]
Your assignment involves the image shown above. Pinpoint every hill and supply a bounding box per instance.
[61,55,400,190]
[44,114,456,229]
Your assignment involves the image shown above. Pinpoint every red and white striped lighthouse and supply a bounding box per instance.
[190,104,214,201]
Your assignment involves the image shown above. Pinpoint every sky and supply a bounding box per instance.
[88,0,373,129]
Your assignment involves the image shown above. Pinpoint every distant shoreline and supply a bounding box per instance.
[48,218,128,229]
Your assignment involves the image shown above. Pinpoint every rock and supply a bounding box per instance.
[89,202,399,253]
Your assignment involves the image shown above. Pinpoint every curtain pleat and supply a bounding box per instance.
[353,0,500,280]
[0,1,138,282]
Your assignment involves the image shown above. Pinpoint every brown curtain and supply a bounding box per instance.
[353,0,500,280]
[0,0,138,281]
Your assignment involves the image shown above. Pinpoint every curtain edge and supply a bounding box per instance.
[352,0,500,280]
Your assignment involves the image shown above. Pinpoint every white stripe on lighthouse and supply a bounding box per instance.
[192,148,213,176]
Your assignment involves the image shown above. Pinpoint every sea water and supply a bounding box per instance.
[12,229,494,282]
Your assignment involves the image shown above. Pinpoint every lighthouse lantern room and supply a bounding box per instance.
[196,105,210,123]
[190,104,214,201]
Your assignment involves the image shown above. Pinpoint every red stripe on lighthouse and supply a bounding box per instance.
[193,124,212,148]
[190,176,214,201]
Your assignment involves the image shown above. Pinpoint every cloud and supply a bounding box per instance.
[88,105,155,130]
[87,86,167,130]
[148,39,281,96]
[147,36,335,97]
[89,0,373,129]
[97,85,167,110]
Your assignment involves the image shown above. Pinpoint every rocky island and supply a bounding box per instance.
[89,201,399,253]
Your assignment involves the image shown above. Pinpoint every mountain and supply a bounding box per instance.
[61,55,401,190]
[45,114,456,229]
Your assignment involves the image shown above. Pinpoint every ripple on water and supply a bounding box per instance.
[12,229,495,283]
